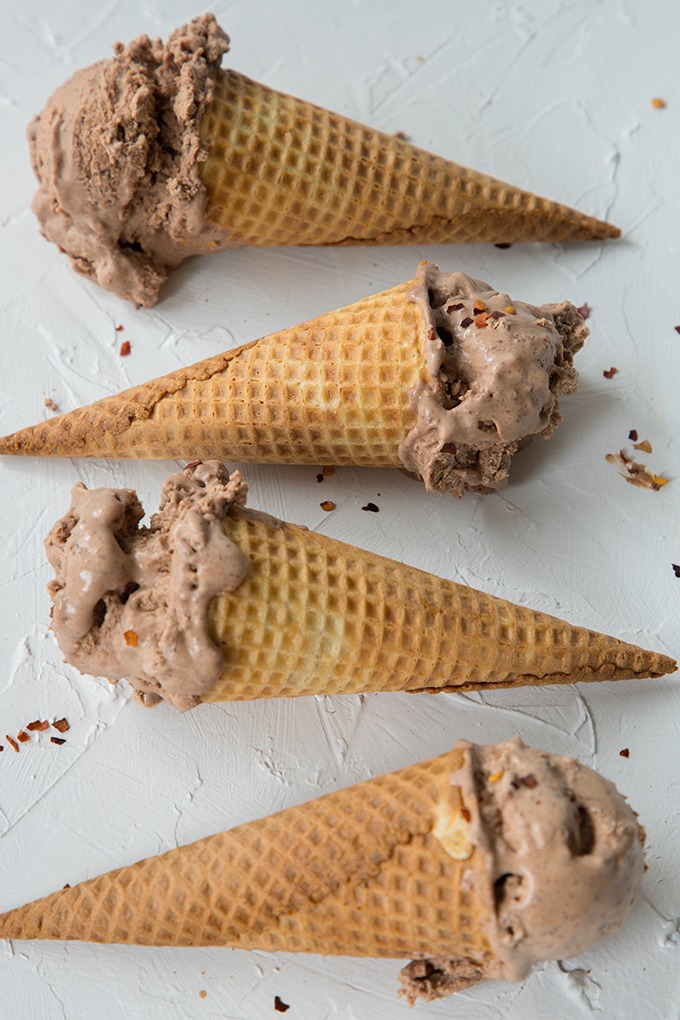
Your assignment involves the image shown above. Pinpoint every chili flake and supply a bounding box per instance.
[446,302,464,312]
[16,731,30,744]
[603,367,618,379]
[474,312,489,328]
[119,341,131,356]
[53,718,70,733]
[26,720,49,732]
[124,630,139,647]
[6,736,18,753]
[115,324,124,332]
[619,748,630,758]
[674,326,680,335]
[320,501,336,512]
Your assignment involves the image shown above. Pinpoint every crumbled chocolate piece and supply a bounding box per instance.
[361,502,380,513]
[603,367,618,379]
[27,720,49,732]
[316,473,324,483]
[511,773,538,789]
[674,326,680,335]
[446,302,464,312]
[62,883,71,889]
[16,731,30,744]
[115,324,124,332]
[619,748,630,758]
[577,303,591,320]
[274,996,290,1013]
[494,242,512,249]
[51,737,66,746]
[53,718,70,733]
[119,340,131,356]
[6,736,19,752]
[459,316,473,328]
[489,310,505,320]
[628,429,639,442]
[320,501,336,512]
[440,442,457,455]
[0,746,3,752]
[672,564,680,578]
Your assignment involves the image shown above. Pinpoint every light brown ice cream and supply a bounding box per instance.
[400,737,644,1003]
[45,461,249,711]
[402,264,587,496]
[28,15,230,307]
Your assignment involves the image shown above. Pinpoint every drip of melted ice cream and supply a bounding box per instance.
[45,461,249,711]
[400,264,588,497]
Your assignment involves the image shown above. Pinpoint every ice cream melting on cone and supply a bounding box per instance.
[46,461,248,711]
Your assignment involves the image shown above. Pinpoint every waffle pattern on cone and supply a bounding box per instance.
[202,513,674,703]
[0,748,495,961]
[0,282,424,462]
[199,71,619,247]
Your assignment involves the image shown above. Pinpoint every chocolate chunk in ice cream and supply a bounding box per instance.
[401,263,588,497]
[45,461,249,711]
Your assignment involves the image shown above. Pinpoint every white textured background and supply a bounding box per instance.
[1,1,679,1018]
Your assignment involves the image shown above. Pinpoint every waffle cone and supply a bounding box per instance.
[0,280,424,462]
[0,745,496,961]
[199,70,619,247]
[200,511,674,703]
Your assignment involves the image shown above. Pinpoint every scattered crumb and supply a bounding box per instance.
[320,501,336,512]
[44,397,59,412]
[198,990,207,999]
[628,429,639,442]
[50,737,66,746]
[361,502,380,513]
[605,450,669,490]
[651,97,667,109]
[6,736,18,753]
[16,730,30,744]
[633,439,652,453]
[274,997,290,1013]
[115,324,124,332]
[619,748,630,758]
[494,242,512,250]
[577,303,591,320]
[119,340,131,356]
[394,130,409,140]
[672,564,680,578]
[603,366,618,379]
[53,718,70,733]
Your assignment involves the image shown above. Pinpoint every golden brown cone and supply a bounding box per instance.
[0,280,425,461]
[199,70,620,247]
[0,745,497,963]
[200,511,675,703]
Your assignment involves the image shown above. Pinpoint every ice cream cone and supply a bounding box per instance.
[28,15,619,307]
[0,739,645,1004]
[0,278,423,464]
[44,462,675,711]
[198,67,619,251]
[0,263,590,500]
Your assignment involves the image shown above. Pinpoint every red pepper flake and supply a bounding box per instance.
[603,367,618,379]
[634,439,652,453]
[619,748,630,758]
[651,97,667,109]
[474,312,489,328]
[441,442,457,455]
[6,736,18,753]
[628,429,639,442]
[577,303,591,320]
[427,326,436,341]
[361,502,380,513]
[124,630,139,647]
[672,563,680,578]
[511,773,538,789]
[674,326,680,335]
[51,737,66,746]
[274,997,290,1014]
[320,501,336,512]
[446,302,464,312]
[26,720,49,732]
[460,316,474,328]
[473,301,488,313]
[489,309,505,320]
[494,242,512,250]
[16,731,30,744]
[115,324,124,332]
[119,341,131,357]
[53,718,70,734]
[185,460,203,472]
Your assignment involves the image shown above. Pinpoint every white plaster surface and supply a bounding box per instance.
[0,1,679,1017]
